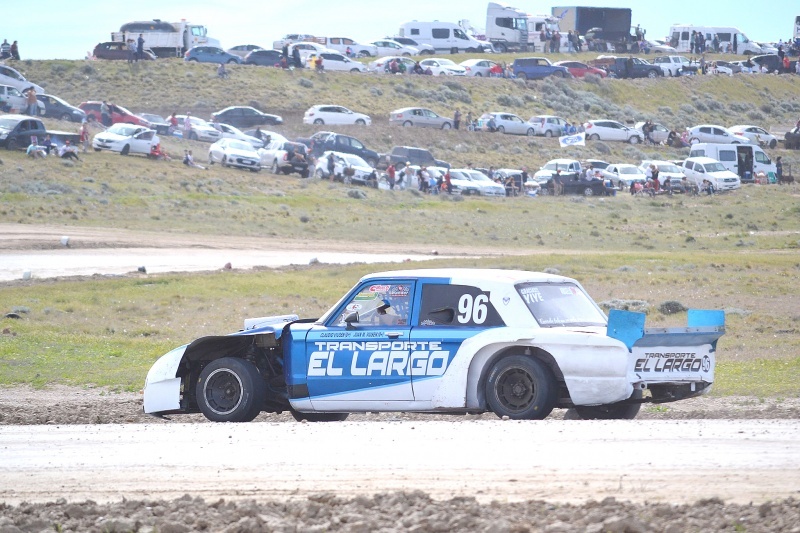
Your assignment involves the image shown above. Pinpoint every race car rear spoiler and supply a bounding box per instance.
[606,309,725,351]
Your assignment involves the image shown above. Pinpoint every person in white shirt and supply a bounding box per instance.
[58,140,80,161]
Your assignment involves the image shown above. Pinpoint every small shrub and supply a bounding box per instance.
[298,78,313,89]
[370,87,383,97]
[659,301,688,315]
[497,94,524,107]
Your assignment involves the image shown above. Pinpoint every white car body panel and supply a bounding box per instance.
[369,39,419,57]
[92,124,159,154]
[303,105,371,126]
[419,58,467,76]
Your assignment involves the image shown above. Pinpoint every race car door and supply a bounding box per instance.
[409,281,505,406]
[305,280,416,408]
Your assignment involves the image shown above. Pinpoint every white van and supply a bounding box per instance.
[399,21,487,54]
[689,143,776,183]
[668,25,763,55]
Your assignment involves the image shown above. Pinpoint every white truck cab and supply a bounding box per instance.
[689,143,776,184]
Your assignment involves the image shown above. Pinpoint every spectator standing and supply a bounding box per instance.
[443,169,452,194]
[10,40,19,60]
[776,157,783,183]
[79,121,90,153]
[100,101,111,127]
[327,152,335,181]
[168,112,178,135]
[25,87,37,116]
[387,163,396,190]
[0,39,10,59]
[281,42,289,61]
[183,112,193,139]
[292,46,302,68]
[136,34,145,62]
[453,108,461,130]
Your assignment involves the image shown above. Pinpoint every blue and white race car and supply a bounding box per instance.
[143,269,725,422]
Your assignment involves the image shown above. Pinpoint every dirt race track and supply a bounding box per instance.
[1,387,800,531]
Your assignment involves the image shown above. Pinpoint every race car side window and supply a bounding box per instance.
[332,282,413,327]
[418,284,504,327]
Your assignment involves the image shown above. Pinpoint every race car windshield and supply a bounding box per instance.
[516,282,606,328]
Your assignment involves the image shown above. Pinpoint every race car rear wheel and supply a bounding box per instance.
[569,389,642,420]
[485,355,556,420]
[196,357,265,422]
[290,408,349,422]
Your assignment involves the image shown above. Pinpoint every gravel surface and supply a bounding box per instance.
[1,386,799,531]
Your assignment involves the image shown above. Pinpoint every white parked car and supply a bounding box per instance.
[451,169,506,197]
[303,105,371,126]
[638,160,686,185]
[258,139,310,177]
[176,115,222,143]
[226,44,264,58]
[533,159,582,184]
[651,55,692,76]
[389,37,435,54]
[728,125,778,149]
[288,42,337,63]
[480,112,535,136]
[584,120,643,144]
[419,58,467,76]
[688,125,750,145]
[314,150,374,185]
[429,166,482,196]
[208,138,261,172]
[0,64,43,94]
[459,59,498,77]
[528,115,568,137]
[682,157,741,191]
[307,52,367,72]
[601,164,646,189]
[369,39,419,56]
[211,122,263,148]
[646,40,677,53]
[367,55,417,73]
[323,37,379,58]
[634,121,671,144]
[0,85,44,115]
[389,107,453,129]
[92,124,159,156]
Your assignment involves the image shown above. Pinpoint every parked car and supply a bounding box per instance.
[784,127,800,150]
[728,125,778,149]
[176,115,222,143]
[0,85,44,115]
[244,49,282,66]
[93,42,156,61]
[258,139,309,177]
[211,106,283,129]
[227,44,264,58]
[584,120,642,144]
[298,131,380,167]
[208,138,261,172]
[542,174,608,196]
[533,159,582,184]
[634,121,670,144]
[184,46,242,64]
[429,167,481,195]
[79,101,150,127]
[35,94,83,122]
[687,125,750,145]
[601,164,646,189]
[303,105,370,126]
[92,123,158,156]
[389,107,452,129]
[553,61,607,78]
[651,55,692,76]
[383,146,448,169]
[0,64,43,94]
[511,57,570,80]
[306,52,367,72]
[584,159,610,170]
[137,113,170,135]
[320,37,379,58]
[369,39,419,56]
[288,42,336,64]
[315,151,375,185]
[459,59,498,77]
[450,169,506,197]
[638,160,687,191]
[0,114,48,150]
[271,34,317,50]
[592,56,663,79]
[682,157,741,191]
[211,122,263,148]
[646,39,677,53]
[749,54,794,74]
[418,58,467,76]
[480,112,534,136]
[528,115,568,137]
[367,55,417,73]
[389,37,435,54]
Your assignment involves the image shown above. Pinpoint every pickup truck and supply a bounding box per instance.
[590,56,663,79]
[511,57,571,80]
[296,131,379,168]
[143,268,725,422]
[0,114,79,150]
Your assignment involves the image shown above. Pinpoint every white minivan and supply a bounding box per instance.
[689,143,776,184]
[398,21,488,54]
[668,25,763,55]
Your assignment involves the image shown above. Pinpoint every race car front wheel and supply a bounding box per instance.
[485,355,557,420]
[196,357,265,422]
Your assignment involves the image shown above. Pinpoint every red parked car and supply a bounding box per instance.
[554,61,608,78]
[78,101,152,128]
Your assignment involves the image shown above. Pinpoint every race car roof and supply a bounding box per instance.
[361,268,570,285]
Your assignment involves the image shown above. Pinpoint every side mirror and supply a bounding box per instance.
[344,311,359,330]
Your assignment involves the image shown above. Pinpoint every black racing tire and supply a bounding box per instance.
[196,357,265,422]
[485,355,557,420]
[120,144,130,156]
[570,390,642,420]
[290,408,349,422]
[6,138,18,151]
[516,72,527,81]
[313,119,324,125]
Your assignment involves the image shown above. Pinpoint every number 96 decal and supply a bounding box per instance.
[457,294,488,324]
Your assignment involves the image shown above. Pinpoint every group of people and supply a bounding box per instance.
[124,34,147,63]
[0,39,20,60]
[26,135,81,161]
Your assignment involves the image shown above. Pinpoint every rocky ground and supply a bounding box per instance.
[1,386,799,531]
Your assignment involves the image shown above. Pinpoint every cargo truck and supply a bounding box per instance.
[552,6,638,52]
[111,20,220,58]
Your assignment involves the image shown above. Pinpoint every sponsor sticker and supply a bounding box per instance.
[354,293,378,301]
[345,303,362,311]
[389,285,410,297]
[369,284,391,293]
